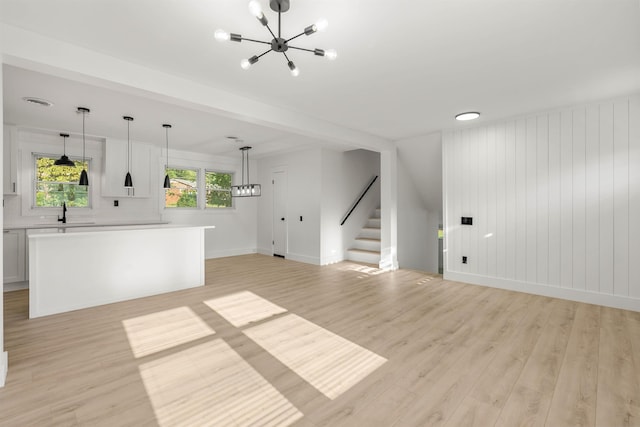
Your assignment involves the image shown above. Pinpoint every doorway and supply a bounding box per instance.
[272,170,287,257]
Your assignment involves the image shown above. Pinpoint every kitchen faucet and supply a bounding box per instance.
[58,202,68,224]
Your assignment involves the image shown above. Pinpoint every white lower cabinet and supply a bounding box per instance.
[3,229,26,283]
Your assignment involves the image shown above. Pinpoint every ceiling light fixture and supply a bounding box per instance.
[231,146,261,197]
[163,124,172,189]
[455,112,481,121]
[215,0,337,77]
[123,116,134,188]
[54,133,75,167]
[22,97,54,107]
[77,107,90,186]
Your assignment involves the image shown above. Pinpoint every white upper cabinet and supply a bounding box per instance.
[102,138,151,198]
[3,125,19,196]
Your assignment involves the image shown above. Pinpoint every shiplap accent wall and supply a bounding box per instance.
[443,94,640,311]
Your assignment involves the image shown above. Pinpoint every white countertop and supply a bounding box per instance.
[4,220,169,231]
[27,224,215,238]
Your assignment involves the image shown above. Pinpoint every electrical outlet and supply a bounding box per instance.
[114,200,119,207]
[462,256,468,264]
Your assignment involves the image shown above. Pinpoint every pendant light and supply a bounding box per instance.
[162,124,172,189]
[77,107,90,186]
[231,145,261,197]
[54,133,75,167]
[123,116,134,188]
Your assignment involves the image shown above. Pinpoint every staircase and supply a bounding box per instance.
[346,208,381,265]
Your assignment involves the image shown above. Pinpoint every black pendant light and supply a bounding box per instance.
[77,107,90,186]
[163,124,172,189]
[123,116,134,188]
[54,133,75,166]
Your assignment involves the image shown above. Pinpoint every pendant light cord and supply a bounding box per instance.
[166,127,169,167]
[82,111,86,165]
[127,120,130,172]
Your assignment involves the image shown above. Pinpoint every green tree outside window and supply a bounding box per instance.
[35,156,89,208]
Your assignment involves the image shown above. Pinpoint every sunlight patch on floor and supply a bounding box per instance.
[244,314,387,400]
[339,263,386,276]
[204,291,288,327]
[139,339,303,427]
[123,307,215,358]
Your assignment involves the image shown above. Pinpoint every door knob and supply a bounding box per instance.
[281,217,285,221]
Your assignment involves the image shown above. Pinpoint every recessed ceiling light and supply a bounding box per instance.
[22,97,54,107]
[226,136,238,140]
[455,112,480,121]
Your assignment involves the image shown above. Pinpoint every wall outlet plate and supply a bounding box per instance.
[461,217,473,225]
[462,256,468,264]
[114,200,119,207]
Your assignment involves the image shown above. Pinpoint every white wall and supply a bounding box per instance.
[443,94,640,311]
[257,148,323,264]
[257,147,381,266]
[0,47,7,388]
[397,158,439,273]
[161,149,257,258]
[396,132,443,273]
[321,149,380,265]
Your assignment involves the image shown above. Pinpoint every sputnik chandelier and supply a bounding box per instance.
[215,0,337,76]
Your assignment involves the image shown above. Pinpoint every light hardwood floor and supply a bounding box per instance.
[1,254,639,426]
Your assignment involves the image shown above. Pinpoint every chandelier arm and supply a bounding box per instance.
[282,51,292,63]
[285,32,307,43]
[264,23,278,41]
[256,48,273,59]
[287,46,316,53]
[240,37,272,45]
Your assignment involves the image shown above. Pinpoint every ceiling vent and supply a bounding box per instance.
[22,97,54,107]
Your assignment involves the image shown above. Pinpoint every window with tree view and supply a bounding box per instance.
[206,171,232,208]
[165,168,198,208]
[35,155,89,208]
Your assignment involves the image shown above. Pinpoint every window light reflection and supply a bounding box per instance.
[204,291,287,327]
[123,307,215,358]
[139,339,303,426]
[244,314,387,399]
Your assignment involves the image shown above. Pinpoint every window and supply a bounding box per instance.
[35,155,89,208]
[165,168,198,208]
[205,171,232,208]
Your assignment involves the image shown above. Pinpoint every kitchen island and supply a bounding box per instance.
[28,224,213,318]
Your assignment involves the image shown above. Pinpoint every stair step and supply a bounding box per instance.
[346,248,381,264]
[353,237,381,252]
[359,227,381,239]
[367,218,381,228]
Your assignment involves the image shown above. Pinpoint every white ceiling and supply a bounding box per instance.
[2,0,640,156]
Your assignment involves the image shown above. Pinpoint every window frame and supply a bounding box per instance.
[163,166,200,209]
[32,152,92,209]
[204,169,234,209]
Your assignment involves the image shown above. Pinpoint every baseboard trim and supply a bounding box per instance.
[0,351,7,388]
[285,253,321,265]
[205,248,257,259]
[445,271,640,312]
[3,281,28,292]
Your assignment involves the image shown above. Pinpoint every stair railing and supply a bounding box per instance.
[340,175,379,226]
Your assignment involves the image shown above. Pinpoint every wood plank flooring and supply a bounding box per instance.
[1,254,639,426]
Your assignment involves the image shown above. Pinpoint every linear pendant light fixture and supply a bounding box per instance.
[123,116,134,188]
[54,133,75,167]
[231,146,261,197]
[215,0,336,77]
[163,124,172,189]
[77,107,90,186]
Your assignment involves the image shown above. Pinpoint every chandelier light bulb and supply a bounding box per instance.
[315,18,329,32]
[214,29,230,41]
[248,0,263,18]
[240,59,251,70]
[325,49,337,60]
[288,61,299,77]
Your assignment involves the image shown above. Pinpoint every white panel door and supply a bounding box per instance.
[272,170,287,257]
